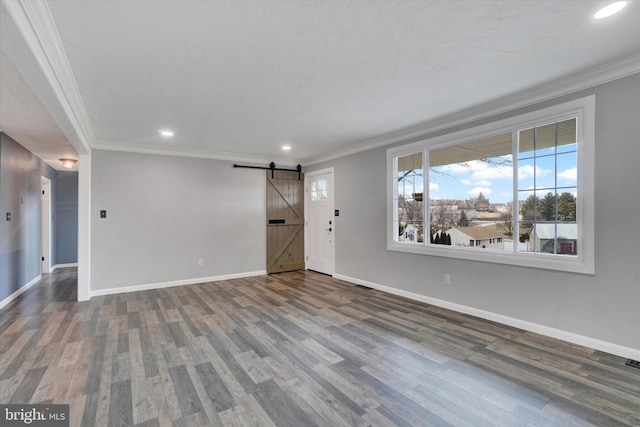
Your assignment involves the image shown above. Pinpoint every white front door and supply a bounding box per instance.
[305,168,334,275]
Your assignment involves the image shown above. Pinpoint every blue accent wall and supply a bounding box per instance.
[54,171,78,264]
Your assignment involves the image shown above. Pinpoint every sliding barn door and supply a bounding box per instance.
[266,170,304,273]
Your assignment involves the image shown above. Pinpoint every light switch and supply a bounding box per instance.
[100,210,107,218]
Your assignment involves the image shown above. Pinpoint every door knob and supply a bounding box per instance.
[325,227,332,232]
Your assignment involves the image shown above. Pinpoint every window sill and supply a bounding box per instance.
[387,241,594,275]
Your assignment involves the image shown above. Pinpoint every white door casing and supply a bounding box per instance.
[305,168,334,275]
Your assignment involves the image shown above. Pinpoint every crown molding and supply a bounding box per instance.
[304,52,640,166]
[92,140,302,167]
[2,0,94,154]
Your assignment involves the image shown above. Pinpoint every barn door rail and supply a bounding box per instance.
[233,162,303,179]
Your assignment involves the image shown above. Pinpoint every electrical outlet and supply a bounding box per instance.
[197,258,203,266]
[444,274,451,285]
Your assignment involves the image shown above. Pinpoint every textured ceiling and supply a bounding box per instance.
[2,1,640,166]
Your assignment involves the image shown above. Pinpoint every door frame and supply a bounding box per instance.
[304,167,335,275]
[41,176,52,274]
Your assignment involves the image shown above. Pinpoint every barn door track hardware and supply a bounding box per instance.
[234,162,303,180]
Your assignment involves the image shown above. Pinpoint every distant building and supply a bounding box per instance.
[445,224,509,249]
[529,223,577,255]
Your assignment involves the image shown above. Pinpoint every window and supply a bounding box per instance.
[518,118,578,255]
[311,178,328,201]
[394,152,424,243]
[387,96,594,274]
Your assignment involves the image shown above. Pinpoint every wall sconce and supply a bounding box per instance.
[59,158,78,169]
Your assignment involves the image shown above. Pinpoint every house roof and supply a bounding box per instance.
[532,223,578,240]
[447,224,508,240]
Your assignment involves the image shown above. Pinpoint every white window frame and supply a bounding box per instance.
[387,95,595,274]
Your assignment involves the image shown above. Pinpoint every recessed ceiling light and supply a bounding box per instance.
[159,130,174,137]
[59,158,78,169]
[281,145,292,151]
[594,1,627,19]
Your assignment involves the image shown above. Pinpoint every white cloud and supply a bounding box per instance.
[500,192,512,199]
[558,167,577,182]
[438,156,515,178]
[429,182,440,192]
[471,165,512,181]
[440,163,473,174]
[468,187,492,196]
[461,179,472,185]
[518,165,535,179]
[475,180,492,186]
[518,165,550,180]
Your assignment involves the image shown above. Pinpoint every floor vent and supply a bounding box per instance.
[626,359,640,369]
[355,285,373,290]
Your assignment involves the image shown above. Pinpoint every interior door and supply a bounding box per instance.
[266,170,305,273]
[305,168,334,275]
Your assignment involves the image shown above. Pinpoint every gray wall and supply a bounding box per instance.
[0,133,57,301]
[54,170,78,264]
[90,150,266,291]
[307,72,640,351]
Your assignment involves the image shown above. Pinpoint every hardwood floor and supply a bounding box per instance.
[1,268,639,426]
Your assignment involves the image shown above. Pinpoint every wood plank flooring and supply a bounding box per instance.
[1,268,639,426]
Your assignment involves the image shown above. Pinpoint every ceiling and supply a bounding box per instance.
[1,1,640,169]
[0,49,78,169]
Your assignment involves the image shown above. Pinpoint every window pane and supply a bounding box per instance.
[518,189,537,222]
[396,152,424,244]
[534,122,559,156]
[311,179,328,201]
[518,127,535,159]
[518,157,535,190]
[557,142,577,155]
[556,118,577,154]
[534,155,556,190]
[557,152,577,187]
[517,117,577,256]
[556,190,577,222]
[429,132,513,250]
[519,118,576,157]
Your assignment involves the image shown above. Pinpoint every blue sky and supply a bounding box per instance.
[427,151,577,204]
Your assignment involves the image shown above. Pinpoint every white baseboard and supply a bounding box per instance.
[90,270,268,298]
[0,275,42,310]
[334,273,640,361]
[52,263,78,271]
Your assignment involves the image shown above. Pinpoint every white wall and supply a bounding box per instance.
[307,72,640,355]
[90,150,266,292]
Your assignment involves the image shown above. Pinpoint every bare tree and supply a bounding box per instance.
[496,209,513,237]
[430,200,459,235]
